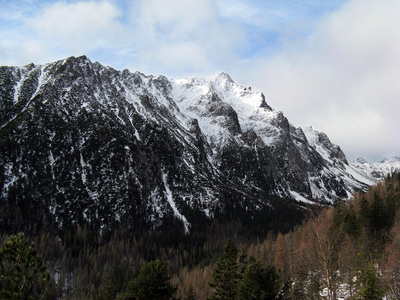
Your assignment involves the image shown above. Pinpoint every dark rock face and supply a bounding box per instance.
[206,102,241,134]
[0,56,371,233]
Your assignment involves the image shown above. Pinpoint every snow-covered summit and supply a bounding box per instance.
[170,72,374,202]
[172,72,278,146]
[351,156,400,181]
[381,156,400,163]
[0,56,393,233]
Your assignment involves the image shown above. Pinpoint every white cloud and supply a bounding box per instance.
[216,0,262,26]
[30,1,126,52]
[0,1,129,65]
[236,0,400,161]
[124,0,246,76]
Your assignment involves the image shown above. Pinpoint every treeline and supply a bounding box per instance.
[1,172,400,299]
[1,215,283,299]
[0,190,304,298]
[175,172,400,299]
[0,223,225,299]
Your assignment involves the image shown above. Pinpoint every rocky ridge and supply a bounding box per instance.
[351,157,400,182]
[0,56,379,233]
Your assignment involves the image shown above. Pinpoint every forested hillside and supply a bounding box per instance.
[1,172,399,299]
[174,172,400,299]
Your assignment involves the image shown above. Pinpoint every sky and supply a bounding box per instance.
[1,0,399,162]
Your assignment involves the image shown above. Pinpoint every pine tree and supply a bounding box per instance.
[120,259,176,300]
[0,232,50,300]
[210,239,240,299]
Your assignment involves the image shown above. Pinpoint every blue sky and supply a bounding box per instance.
[1,0,399,162]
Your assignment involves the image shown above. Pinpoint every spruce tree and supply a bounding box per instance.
[120,259,176,300]
[0,232,50,300]
[98,269,120,300]
[210,239,240,299]
[237,260,282,300]
[359,262,384,300]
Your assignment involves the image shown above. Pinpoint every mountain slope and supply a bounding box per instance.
[0,56,374,233]
[351,157,400,182]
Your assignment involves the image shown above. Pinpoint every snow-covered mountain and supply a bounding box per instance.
[351,157,400,182]
[0,56,380,233]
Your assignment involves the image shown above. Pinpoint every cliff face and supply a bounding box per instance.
[0,56,372,233]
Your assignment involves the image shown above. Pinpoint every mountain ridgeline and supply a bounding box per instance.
[0,56,378,235]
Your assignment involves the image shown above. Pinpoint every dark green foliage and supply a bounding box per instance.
[237,260,282,300]
[0,233,50,300]
[210,239,240,299]
[120,260,176,300]
[359,262,384,300]
[341,203,359,238]
[184,285,198,300]
[98,269,121,300]
[238,249,249,276]
[357,189,399,256]
[359,197,370,227]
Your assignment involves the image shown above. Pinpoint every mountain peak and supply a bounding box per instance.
[59,55,91,66]
[213,72,233,82]
[0,55,385,234]
[380,156,400,163]
[351,156,400,182]
[211,72,235,88]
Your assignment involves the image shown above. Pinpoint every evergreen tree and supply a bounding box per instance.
[210,239,240,299]
[342,203,359,238]
[359,262,384,300]
[98,269,120,300]
[0,232,50,300]
[184,284,198,300]
[359,197,370,228]
[120,259,176,300]
[237,260,282,300]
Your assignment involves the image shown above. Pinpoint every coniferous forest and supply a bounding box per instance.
[1,172,400,299]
